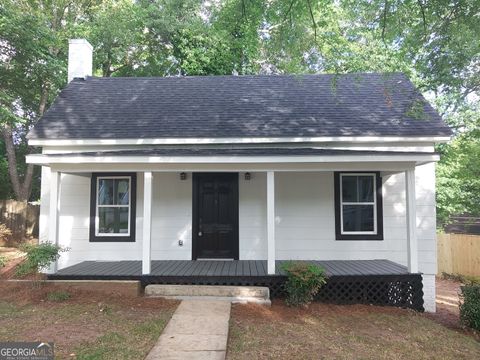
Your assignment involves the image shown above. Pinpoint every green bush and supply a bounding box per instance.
[15,242,69,277]
[459,284,480,331]
[47,290,71,302]
[281,261,327,307]
[0,255,6,268]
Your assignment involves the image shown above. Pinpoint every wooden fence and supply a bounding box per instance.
[0,200,39,242]
[438,233,480,276]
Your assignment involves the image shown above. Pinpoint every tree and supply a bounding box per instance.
[436,100,480,224]
[0,0,478,216]
[0,0,96,201]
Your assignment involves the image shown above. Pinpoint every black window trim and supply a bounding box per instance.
[334,171,384,241]
[89,172,137,242]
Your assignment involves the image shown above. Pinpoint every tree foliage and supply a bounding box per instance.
[437,101,480,224]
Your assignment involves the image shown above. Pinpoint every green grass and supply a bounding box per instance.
[75,318,170,360]
[0,301,19,316]
[46,290,71,302]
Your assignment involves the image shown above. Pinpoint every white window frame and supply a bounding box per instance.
[95,176,132,237]
[339,173,377,235]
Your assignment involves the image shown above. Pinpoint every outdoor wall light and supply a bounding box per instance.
[180,172,187,180]
[244,172,251,180]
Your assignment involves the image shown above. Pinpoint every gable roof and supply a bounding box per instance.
[27,73,451,140]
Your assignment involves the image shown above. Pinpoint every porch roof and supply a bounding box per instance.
[26,147,439,166]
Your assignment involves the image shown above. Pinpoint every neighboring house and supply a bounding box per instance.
[26,39,451,312]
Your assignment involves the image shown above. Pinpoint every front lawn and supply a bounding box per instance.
[0,282,177,359]
[228,302,480,359]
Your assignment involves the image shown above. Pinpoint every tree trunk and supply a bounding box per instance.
[1,124,33,201]
[2,84,49,201]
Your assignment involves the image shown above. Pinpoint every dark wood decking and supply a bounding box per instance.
[53,259,408,278]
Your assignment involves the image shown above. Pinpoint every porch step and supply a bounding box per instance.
[144,285,271,305]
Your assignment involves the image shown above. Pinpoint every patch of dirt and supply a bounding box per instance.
[233,299,408,324]
[0,281,178,358]
[426,277,464,331]
[0,281,175,309]
[229,300,480,360]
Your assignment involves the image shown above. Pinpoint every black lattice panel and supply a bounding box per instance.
[312,274,424,311]
[141,274,424,312]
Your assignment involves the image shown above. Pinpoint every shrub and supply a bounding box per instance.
[459,284,480,331]
[0,224,12,243]
[15,242,69,277]
[281,261,327,307]
[47,290,71,302]
[0,255,6,268]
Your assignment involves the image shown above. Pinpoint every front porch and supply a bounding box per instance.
[28,148,437,311]
[48,259,424,311]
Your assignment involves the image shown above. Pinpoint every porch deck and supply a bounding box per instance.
[49,259,423,311]
[51,259,408,278]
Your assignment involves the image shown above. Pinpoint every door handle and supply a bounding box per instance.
[198,231,203,237]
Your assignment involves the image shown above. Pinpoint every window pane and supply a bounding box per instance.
[116,179,130,205]
[117,207,129,233]
[342,205,374,232]
[358,176,374,202]
[341,176,357,202]
[98,207,129,234]
[98,179,114,205]
[98,207,115,233]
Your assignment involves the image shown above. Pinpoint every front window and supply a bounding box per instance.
[340,174,376,234]
[96,177,131,235]
[335,172,383,240]
[90,173,136,242]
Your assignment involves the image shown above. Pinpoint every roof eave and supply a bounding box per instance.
[28,135,451,147]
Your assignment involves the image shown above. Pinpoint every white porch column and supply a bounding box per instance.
[267,171,275,274]
[405,168,418,273]
[48,170,61,273]
[142,172,153,275]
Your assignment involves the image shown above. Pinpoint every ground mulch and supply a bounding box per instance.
[228,286,480,360]
[426,277,462,330]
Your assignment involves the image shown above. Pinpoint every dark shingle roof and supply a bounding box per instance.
[27,73,452,140]
[44,148,437,158]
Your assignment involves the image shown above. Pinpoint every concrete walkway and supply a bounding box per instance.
[145,300,231,360]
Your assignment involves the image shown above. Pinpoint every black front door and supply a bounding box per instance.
[193,173,239,260]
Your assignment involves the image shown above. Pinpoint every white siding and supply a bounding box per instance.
[239,173,267,260]
[151,173,192,260]
[40,170,144,269]
[274,172,408,263]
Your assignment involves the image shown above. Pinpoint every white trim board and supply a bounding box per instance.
[45,162,419,174]
[28,135,451,146]
[26,153,440,166]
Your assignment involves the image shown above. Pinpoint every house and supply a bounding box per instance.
[26,39,452,312]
